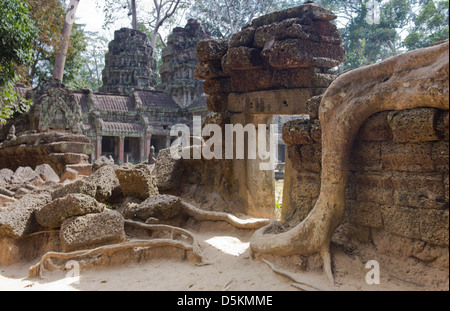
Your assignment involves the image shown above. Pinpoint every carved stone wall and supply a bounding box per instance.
[159,19,210,108]
[100,28,158,95]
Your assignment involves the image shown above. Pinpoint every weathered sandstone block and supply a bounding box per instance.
[60,210,125,252]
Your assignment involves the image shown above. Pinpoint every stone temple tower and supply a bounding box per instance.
[158,19,210,108]
[100,28,158,95]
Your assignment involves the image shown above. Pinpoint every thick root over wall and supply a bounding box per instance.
[250,41,450,282]
[29,201,272,278]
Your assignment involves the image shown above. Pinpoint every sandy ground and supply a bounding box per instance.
[0,182,445,292]
[0,223,430,292]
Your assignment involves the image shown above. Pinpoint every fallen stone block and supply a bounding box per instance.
[86,165,121,203]
[60,210,126,252]
[153,148,183,192]
[93,155,115,171]
[34,164,60,183]
[0,192,53,238]
[36,193,105,228]
[60,167,79,183]
[51,179,97,200]
[115,164,159,200]
[11,167,44,187]
[0,168,14,186]
[121,194,182,221]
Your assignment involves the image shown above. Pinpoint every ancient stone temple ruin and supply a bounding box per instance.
[99,28,159,94]
[0,2,448,291]
[187,3,345,218]
[159,3,448,285]
[158,19,210,110]
[0,20,210,169]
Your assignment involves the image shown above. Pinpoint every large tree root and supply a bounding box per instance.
[262,259,323,291]
[180,201,273,229]
[250,41,449,282]
[28,200,273,279]
[29,220,208,279]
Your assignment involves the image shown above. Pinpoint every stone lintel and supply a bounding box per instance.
[228,88,325,115]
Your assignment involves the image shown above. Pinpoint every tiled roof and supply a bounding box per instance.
[102,121,143,133]
[94,95,135,111]
[136,91,180,109]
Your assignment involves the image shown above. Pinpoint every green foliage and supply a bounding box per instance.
[314,0,449,70]
[18,0,65,86]
[0,0,37,123]
[66,30,108,92]
[404,0,449,50]
[0,79,32,124]
[0,0,37,87]
[187,0,294,39]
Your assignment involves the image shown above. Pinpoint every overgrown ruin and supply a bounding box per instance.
[0,2,448,291]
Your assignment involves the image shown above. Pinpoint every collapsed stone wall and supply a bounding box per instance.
[194,4,345,113]
[282,107,449,268]
[153,113,240,214]
[0,132,94,175]
[188,3,345,218]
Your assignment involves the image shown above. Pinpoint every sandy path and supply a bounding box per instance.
[0,223,426,291]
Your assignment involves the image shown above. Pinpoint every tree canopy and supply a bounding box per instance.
[316,0,449,70]
[1,0,448,123]
[0,0,37,87]
[0,0,37,123]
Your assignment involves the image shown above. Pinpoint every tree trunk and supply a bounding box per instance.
[131,0,137,30]
[52,0,80,82]
[250,41,449,282]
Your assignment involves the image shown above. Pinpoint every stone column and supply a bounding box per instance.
[140,136,146,163]
[166,134,171,148]
[229,113,276,219]
[96,136,102,160]
[119,136,125,164]
[246,114,275,219]
[145,134,152,161]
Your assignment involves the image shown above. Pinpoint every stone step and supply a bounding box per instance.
[66,164,93,176]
